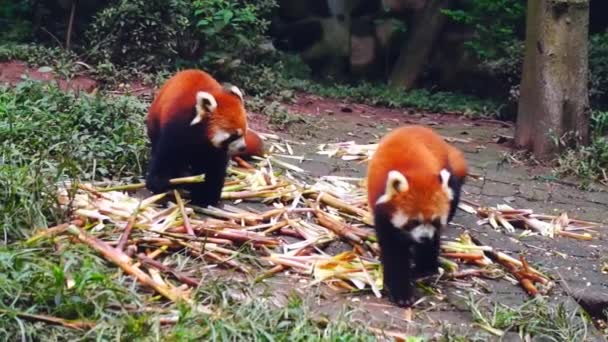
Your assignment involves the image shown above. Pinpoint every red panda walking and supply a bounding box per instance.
[366,125,467,307]
[145,69,248,207]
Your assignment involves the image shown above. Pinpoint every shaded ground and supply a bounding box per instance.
[2,63,607,340]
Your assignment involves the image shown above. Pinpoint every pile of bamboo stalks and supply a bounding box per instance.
[31,136,603,304]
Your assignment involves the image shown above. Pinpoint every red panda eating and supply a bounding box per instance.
[366,125,467,307]
[145,69,248,207]
[236,129,265,160]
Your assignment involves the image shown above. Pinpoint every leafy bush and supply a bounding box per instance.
[442,0,525,60]
[556,111,608,185]
[0,81,147,240]
[85,0,193,71]
[84,0,280,92]
[0,0,33,41]
[589,32,608,107]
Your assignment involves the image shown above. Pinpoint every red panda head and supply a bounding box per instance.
[242,129,265,157]
[191,85,248,155]
[373,168,453,240]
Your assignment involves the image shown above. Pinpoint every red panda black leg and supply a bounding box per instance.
[374,211,416,308]
[146,135,179,194]
[413,232,441,278]
[447,175,464,222]
[188,150,229,207]
[146,126,189,194]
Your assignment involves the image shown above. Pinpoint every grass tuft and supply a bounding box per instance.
[0,81,147,240]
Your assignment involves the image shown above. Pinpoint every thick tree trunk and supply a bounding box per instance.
[515,0,590,159]
[388,0,451,89]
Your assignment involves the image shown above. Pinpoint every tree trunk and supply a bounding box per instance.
[515,0,590,159]
[388,0,451,89]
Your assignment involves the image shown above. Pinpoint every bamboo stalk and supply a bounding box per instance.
[133,246,168,268]
[116,203,141,251]
[66,225,188,303]
[27,219,84,244]
[0,308,95,330]
[98,174,205,192]
[174,191,195,236]
[137,253,200,287]
[310,192,373,225]
[315,210,364,245]
[255,247,313,282]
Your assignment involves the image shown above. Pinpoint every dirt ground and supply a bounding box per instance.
[254,93,608,340]
[2,63,608,340]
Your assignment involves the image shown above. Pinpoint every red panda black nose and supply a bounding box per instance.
[238,145,246,152]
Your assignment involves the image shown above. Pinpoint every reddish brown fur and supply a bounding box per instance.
[146,69,247,143]
[241,129,265,158]
[367,125,467,221]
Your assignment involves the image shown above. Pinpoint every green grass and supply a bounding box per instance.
[285,79,504,118]
[0,240,381,340]
[465,295,591,341]
[555,111,608,187]
[0,80,147,240]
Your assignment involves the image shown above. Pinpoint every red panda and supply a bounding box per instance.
[145,69,248,207]
[235,129,265,159]
[366,125,467,307]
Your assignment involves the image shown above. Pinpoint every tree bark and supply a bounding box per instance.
[515,0,590,159]
[388,0,451,89]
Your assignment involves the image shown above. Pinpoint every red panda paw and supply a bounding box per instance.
[388,293,415,308]
[146,175,170,194]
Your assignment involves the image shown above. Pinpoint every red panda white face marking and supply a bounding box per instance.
[376,170,408,205]
[210,127,247,154]
[227,128,247,155]
[390,209,409,228]
[211,129,231,147]
[440,169,453,200]
[229,85,243,102]
[410,224,436,242]
[191,91,218,126]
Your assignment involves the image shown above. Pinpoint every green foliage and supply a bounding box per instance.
[85,0,193,72]
[0,0,33,41]
[193,0,274,64]
[0,43,83,79]
[442,0,525,60]
[0,243,144,340]
[0,81,147,240]
[84,0,281,94]
[287,80,503,117]
[555,111,608,186]
[589,32,608,107]
[0,242,379,340]
[466,296,590,341]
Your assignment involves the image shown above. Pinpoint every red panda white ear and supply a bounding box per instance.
[376,170,408,204]
[439,169,454,200]
[192,91,217,126]
[229,85,244,102]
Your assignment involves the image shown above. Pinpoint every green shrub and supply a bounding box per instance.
[85,0,193,72]
[0,81,147,240]
[556,111,608,185]
[442,0,525,61]
[84,0,280,92]
[0,0,33,41]
[589,32,608,107]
